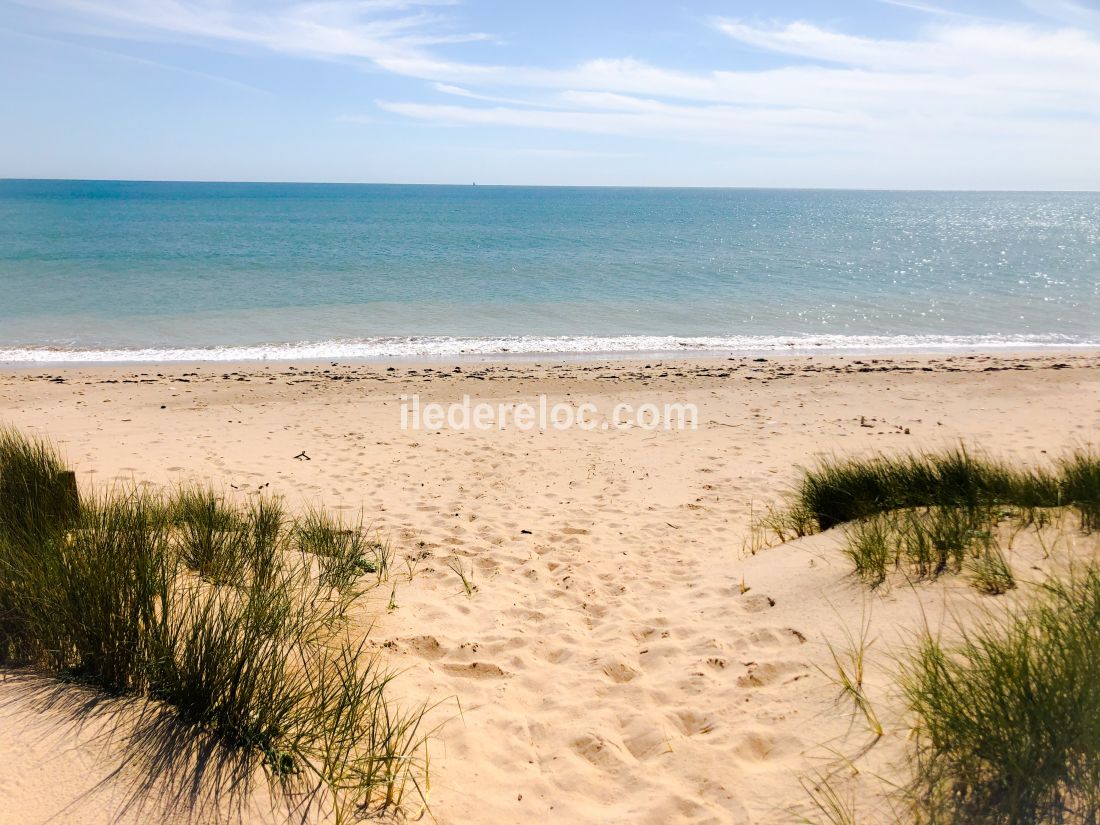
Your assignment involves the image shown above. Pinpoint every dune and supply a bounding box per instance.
[0,350,1097,823]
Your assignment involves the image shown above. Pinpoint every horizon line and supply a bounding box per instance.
[2,177,1098,195]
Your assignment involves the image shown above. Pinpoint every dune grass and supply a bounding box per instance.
[0,427,428,817]
[966,545,1017,596]
[843,505,1001,588]
[296,509,390,597]
[792,447,1074,532]
[795,447,1100,822]
[902,565,1100,824]
[821,608,882,739]
[768,447,1100,821]
[0,488,174,690]
[1062,451,1100,533]
[769,447,1100,590]
[171,486,252,585]
[0,426,77,543]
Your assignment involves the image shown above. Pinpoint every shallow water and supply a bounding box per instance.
[1,180,1097,361]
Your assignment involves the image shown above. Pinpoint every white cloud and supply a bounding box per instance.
[13,0,1100,184]
[431,82,536,107]
[873,0,977,19]
[376,98,870,146]
[1022,0,1100,27]
[712,17,1100,74]
[16,0,490,63]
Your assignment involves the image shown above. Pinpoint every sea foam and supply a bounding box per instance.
[1,334,1095,364]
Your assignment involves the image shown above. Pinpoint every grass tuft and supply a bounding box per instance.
[0,427,77,544]
[843,506,1000,587]
[843,514,893,589]
[903,565,1100,823]
[0,427,428,817]
[966,545,1016,596]
[782,448,1100,587]
[795,447,1065,532]
[445,555,477,598]
[171,486,249,584]
[0,488,173,690]
[1061,450,1100,533]
[821,609,883,738]
[297,509,389,597]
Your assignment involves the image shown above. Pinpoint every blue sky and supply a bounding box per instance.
[2,0,1099,188]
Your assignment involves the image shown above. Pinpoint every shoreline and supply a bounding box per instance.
[1,336,1098,368]
[1,346,1097,374]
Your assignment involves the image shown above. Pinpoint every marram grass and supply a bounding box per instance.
[903,565,1100,824]
[842,505,1000,588]
[793,447,1100,823]
[1061,450,1100,533]
[0,426,77,543]
[296,508,391,597]
[772,447,1100,590]
[790,447,1096,533]
[0,427,429,818]
[966,545,1016,596]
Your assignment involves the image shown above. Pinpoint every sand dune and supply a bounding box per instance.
[1,351,1097,823]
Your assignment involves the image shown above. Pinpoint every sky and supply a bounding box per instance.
[1,0,1099,188]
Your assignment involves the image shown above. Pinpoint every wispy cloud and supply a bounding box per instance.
[431,82,537,107]
[0,22,272,94]
[376,98,869,146]
[14,0,490,63]
[1022,0,1100,27]
[874,0,978,19]
[11,0,1100,174]
[711,17,1100,73]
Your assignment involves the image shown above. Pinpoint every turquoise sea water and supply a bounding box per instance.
[0,180,1097,362]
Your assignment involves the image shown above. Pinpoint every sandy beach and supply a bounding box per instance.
[2,350,1099,824]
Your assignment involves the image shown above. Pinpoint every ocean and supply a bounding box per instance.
[0,180,1097,362]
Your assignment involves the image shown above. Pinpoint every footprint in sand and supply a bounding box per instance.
[570,732,628,770]
[441,661,509,680]
[600,660,641,683]
[732,730,780,761]
[401,635,445,660]
[736,660,807,688]
[739,593,776,613]
[671,708,717,737]
[748,627,801,647]
[619,716,673,760]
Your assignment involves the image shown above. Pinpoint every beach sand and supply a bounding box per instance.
[1,350,1098,824]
